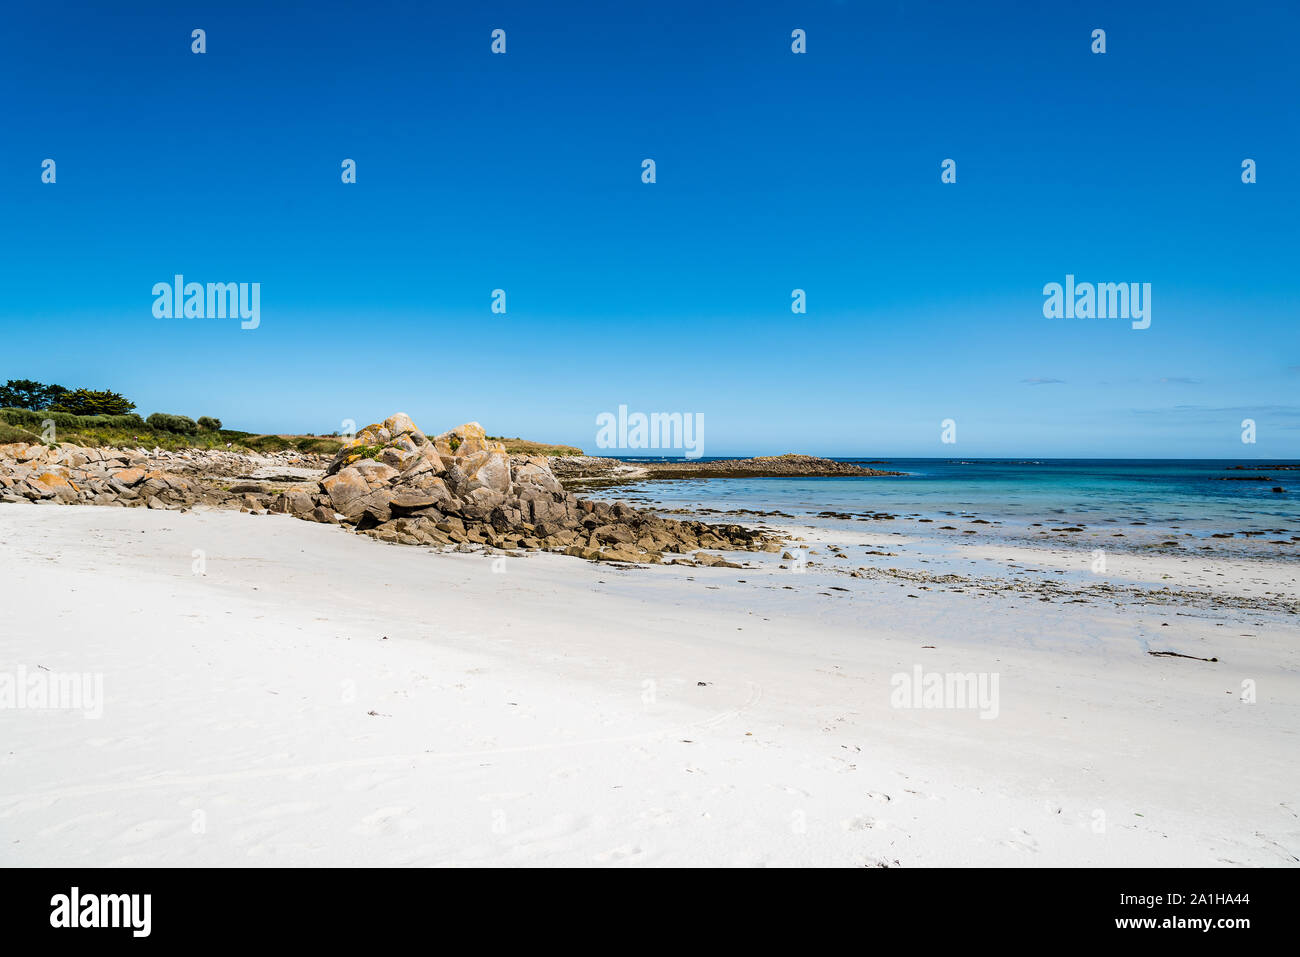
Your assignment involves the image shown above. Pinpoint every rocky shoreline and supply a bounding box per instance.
[0,414,783,567]
[551,453,904,486]
[10,425,1292,569]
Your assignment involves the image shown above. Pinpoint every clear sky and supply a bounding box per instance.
[2,0,1296,457]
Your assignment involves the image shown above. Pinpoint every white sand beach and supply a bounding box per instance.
[1,504,1297,867]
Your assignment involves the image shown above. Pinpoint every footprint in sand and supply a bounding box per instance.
[636,807,676,829]
[768,784,811,797]
[593,843,649,864]
[83,734,154,752]
[342,770,403,793]
[115,818,183,846]
[842,815,878,831]
[234,819,294,846]
[903,788,944,801]
[252,801,322,819]
[37,809,114,838]
[1000,827,1039,852]
[351,805,417,837]
[507,813,592,845]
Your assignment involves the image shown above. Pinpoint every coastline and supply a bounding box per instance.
[3,436,1297,866]
[551,454,905,485]
[2,503,1296,866]
[574,458,1300,566]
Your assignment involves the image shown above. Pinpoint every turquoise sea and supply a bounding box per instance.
[594,459,1300,537]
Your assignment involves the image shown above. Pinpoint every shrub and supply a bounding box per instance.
[197,416,222,431]
[0,408,144,432]
[1,407,59,429]
[81,413,147,429]
[48,388,136,416]
[296,437,344,455]
[0,422,40,444]
[341,444,384,462]
[242,434,289,451]
[145,412,199,434]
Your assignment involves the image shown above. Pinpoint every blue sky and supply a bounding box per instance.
[1,0,1296,457]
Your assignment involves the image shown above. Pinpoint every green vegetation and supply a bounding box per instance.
[0,407,145,431]
[489,436,584,456]
[0,379,139,415]
[0,380,573,458]
[337,443,384,461]
[0,422,40,445]
[0,407,343,454]
[146,412,199,434]
[50,388,136,416]
[229,434,347,454]
[295,436,342,454]
[0,379,68,411]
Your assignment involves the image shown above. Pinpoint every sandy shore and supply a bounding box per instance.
[1,504,1297,866]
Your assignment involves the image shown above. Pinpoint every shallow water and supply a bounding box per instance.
[591,459,1300,536]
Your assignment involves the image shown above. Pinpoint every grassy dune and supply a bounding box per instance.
[0,410,344,454]
[490,436,584,456]
[0,409,577,457]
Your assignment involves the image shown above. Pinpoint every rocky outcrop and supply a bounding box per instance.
[552,453,905,484]
[319,417,516,525]
[0,442,323,511]
[311,415,777,562]
[0,414,781,565]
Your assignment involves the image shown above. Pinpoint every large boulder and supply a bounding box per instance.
[31,470,79,503]
[310,414,592,545]
[446,448,512,498]
[460,486,506,519]
[319,415,523,526]
[319,460,402,522]
[388,479,453,512]
[112,467,146,487]
[512,457,564,495]
[321,466,370,511]
[433,422,503,459]
[327,413,443,478]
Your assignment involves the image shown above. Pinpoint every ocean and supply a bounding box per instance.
[592,459,1300,537]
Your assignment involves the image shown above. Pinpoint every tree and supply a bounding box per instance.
[0,379,68,410]
[49,388,136,416]
[197,416,222,431]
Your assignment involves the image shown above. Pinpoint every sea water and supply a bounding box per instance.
[593,459,1300,537]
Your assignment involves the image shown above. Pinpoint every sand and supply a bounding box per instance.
[1,504,1297,866]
